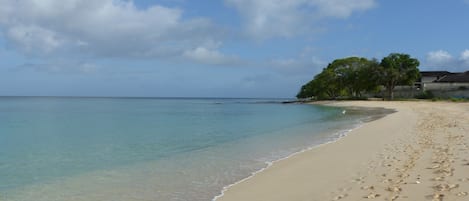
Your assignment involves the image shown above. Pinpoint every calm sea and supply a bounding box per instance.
[0,97,391,201]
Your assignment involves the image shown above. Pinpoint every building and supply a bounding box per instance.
[419,71,452,83]
[436,71,469,83]
[418,71,469,98]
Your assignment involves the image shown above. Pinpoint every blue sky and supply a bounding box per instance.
[0,0,468,98]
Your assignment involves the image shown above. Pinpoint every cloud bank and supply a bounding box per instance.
[0,0,377,70]
[0,0,236,65]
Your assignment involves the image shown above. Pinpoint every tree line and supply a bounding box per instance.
[297,53,420,100]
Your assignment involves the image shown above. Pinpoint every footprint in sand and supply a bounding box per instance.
[389,195,399,201]
[351,176,365,184]
[431,176,445,181]
[332,194,348,200]
[426,193,444,201]
[427,164,440,169]
[385,186,401,192]
[381,178,393,183]
[361,185,374,190]
[363,193,380,199]
[433,183,459,191]
[458,178,469,182]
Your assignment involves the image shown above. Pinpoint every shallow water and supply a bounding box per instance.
[0,97,392,201]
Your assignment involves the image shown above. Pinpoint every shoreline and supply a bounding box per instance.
[212,102,394,201]
[216,101,469,201]
[212,124,361,201]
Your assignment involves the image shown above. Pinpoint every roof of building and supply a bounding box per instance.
[420,71,452,77]
[437,71,469,83]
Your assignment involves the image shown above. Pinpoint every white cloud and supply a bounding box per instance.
[6,25,64,54]
[16,60,100,74]
[426,50,453,65]
[424,49,469,71]
[311,0,376,18]
[225,0,307,39]
[225,0,375,40]
[269,56,325,76]
[460,49,469,66]
[0,0,233,65]
[183,47,239,65]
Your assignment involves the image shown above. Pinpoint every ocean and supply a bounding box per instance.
[0,97,391,201]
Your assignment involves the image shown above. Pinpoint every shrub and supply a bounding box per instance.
[415,91,434,99]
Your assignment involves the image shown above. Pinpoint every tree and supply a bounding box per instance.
[297,53,420,101]
[327,57,377,97]
[315,67,343,99]
[297,79,316,99]
[357,58,382,96]
[296,67,341,99]
[379,53,420,100]
[296,57,382,100]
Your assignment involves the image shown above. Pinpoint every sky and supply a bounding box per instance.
[0,0,468,98]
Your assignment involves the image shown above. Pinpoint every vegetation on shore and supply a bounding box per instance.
[297,53,420,100]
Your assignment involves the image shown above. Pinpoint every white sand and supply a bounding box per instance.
[217,101,469,201]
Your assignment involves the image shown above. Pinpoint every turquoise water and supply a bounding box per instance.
[0,97,390,201]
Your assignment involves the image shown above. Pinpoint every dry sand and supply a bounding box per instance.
[216,101,469,201]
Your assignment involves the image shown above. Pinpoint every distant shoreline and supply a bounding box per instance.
[0,96,294,100]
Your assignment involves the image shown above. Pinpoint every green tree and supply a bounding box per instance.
[357,58,382,96]
[296,67,341,99]
[379,53,420,100]
[327,57,377,97]
[321,57,382,98]
[297,57,382,100]
[297,79,316,99]
[297,54,421,101]
[315,67,343,99]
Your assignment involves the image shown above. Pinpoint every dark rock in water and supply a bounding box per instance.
[281,100,300,104]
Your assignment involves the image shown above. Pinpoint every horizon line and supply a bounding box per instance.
[0,95,294,100]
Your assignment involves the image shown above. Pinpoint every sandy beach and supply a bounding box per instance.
[217,101,469,201]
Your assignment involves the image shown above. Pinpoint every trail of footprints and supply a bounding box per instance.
[331,107,469,201]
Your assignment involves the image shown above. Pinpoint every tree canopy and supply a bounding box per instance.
[379,53,420,100]
[297,53,420,100]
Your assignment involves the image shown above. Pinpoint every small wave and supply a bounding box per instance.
[212,123,363,201]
